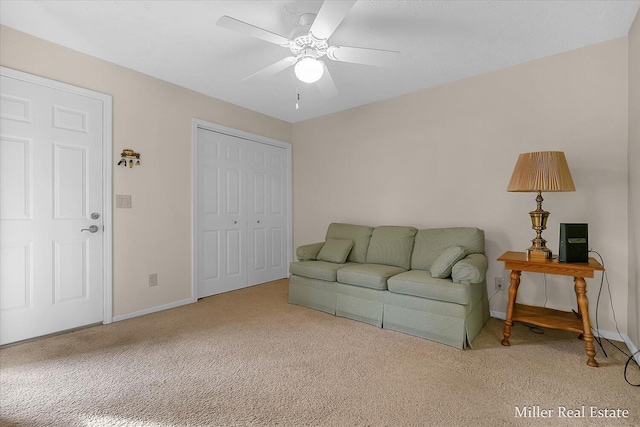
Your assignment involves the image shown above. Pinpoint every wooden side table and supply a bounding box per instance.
[498,251,605,367]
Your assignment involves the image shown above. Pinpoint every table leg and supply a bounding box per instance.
[574,276,599,367]
[501,270,521,346]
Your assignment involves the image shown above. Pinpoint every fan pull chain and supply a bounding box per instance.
[295,87,300,110]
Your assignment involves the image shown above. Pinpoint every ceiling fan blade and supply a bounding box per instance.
[242,57,297,82]
[316,62,338,98]
[310,0,357,40]
[327,46,401,68]
[217,15,291,46]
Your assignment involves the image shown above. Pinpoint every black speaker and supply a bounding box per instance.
[559,223,589,263]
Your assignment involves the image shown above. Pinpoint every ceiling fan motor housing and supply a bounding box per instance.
[287,13,328,59]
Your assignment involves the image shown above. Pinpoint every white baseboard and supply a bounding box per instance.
[626,338,640,366]
[490,310,507,320]
[112,298,196,322]
[490,312,640,364]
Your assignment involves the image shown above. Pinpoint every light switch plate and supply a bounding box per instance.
[116,195,131,208]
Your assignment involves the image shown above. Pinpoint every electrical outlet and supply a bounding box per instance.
[149,273,158,287]
[495,277,505,290]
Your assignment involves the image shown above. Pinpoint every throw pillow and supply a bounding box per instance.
[317,238,354,264]
[430,246,466,279]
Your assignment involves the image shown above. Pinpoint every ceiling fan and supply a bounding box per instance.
[216,0,401,98]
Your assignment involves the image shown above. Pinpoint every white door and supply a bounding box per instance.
[196,128,248,298]
[0,72,107,345]
[195,126,289,299]
[247,142,287,286]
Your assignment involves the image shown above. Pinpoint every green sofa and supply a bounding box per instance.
[288,223,489,349]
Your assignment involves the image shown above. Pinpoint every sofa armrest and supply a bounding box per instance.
[451,253,488,285]
[296,242,325,261]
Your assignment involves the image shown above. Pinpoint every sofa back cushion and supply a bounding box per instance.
[411,227,485,271]
[325,223,374,263]
[366,226,417,270]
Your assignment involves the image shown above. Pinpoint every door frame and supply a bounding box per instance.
[191,119,292,299]
[1,66,114,324]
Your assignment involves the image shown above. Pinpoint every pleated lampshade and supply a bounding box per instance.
[507,151,576,192]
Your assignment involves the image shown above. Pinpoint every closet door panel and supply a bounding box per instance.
[196,128,248,298]
[247,142,287,286]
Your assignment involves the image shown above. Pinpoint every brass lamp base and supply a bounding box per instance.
[526,191,553,260]
[527,247,552,260]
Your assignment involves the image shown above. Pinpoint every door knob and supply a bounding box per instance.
[81,225,99,233]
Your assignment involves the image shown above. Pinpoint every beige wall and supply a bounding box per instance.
[293,37,630,334]
[629,11,640,348]
[1,24,635,341]
[0,25,292,317]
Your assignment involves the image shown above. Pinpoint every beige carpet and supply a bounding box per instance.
[1,279,638,427]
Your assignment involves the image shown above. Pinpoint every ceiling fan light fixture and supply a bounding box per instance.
[294,57,324,83]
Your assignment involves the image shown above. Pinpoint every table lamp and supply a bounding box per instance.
[507,151,575,259]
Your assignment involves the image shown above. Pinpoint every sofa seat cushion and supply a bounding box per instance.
[388,270,471,305]
[337,264,407,290]
[290,261,355,282]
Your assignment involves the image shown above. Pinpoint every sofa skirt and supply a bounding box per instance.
[382,284,487,349]
[334,282,386,327]
[289,275,338,315]
[288,275,489,349]
[289,275,386,327]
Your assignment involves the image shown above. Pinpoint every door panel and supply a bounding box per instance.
[0,243,32,311]
[53,143,87,219]
[226,228,243,277]
[225,168,241,215]
[0,136,31,220]
[53,239,88,302]
[0,75,105,345]
[253,227,267,272]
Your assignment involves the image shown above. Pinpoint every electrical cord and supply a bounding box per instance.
[625,351,640,387]
[488,288,500,305]
[521,322,544,334]
[488,283,544,333]
[496,278,546,334]
[588,250,639,387]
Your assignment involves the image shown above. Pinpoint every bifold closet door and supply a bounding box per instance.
[197,129,248,298]
[247,141,287,286]
[196,127,288,299]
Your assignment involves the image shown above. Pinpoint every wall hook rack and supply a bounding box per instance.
[117,149,141,168]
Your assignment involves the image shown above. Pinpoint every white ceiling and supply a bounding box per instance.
[1,1,639,123]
